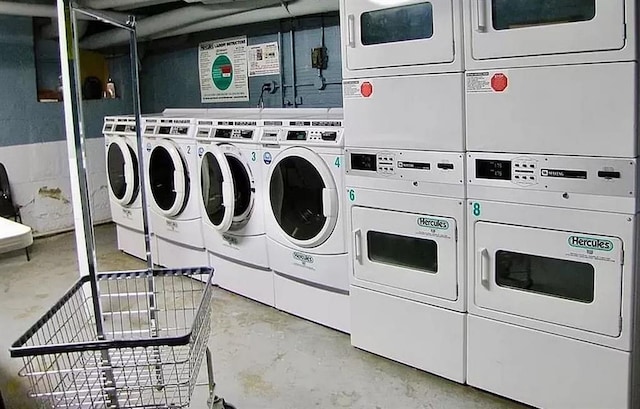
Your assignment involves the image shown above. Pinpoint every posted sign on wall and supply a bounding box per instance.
[199,36,249,103]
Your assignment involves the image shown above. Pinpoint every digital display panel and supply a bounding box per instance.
[476,159,512,180]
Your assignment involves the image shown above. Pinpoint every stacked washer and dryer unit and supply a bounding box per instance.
[463,1,640,408]
[341,0,640,408]
[341,0,467,382]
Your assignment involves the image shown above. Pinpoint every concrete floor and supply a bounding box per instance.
[0,224,526,409]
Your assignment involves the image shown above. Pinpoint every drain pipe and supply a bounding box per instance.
[154,0,338,39]
[80,0,177,9]
[81,0,288,49]
[0,1,98,18]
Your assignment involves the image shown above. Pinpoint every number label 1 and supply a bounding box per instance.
[472,202,481,217]
[348,189,356,202]
[335,157,341,168]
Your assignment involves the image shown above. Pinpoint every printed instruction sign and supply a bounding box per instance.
[466,70,509,93]
[199,36,249,103]
[248,42,280,76]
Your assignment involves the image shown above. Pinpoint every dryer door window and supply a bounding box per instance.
[201,146,234,232]
[469,0,625,60]
[345,0,454,70]
[473,221,623,337]
[269,148,338,248]
[149,141,188,217]
[107,139,139,206]
[352,206,458,301]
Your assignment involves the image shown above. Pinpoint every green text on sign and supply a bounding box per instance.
[251,152,256,162]
[212,55,233,91]
[335,157,341,168]
[348,189,356,202]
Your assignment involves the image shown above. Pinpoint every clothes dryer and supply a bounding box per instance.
[104,116,155,260]
[466,152,640,408]
[260,117,349,332]
[346,148,466,382]
[340,0,464,152]
[142,116,206,268]
[463,0,637,157]
[196,113,274,306]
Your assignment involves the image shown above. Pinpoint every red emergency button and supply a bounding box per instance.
[491,73,508,92]
[361,81,373,98]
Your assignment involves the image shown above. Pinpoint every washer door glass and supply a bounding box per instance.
[270,156,327,242]
[149,141,188,217]
[107,139,139,206]
[227,154,253,227]
[201,146,234,231]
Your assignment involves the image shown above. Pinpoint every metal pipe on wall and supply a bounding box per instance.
[80,0,291,49]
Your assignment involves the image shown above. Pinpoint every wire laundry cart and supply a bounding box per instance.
[10,268,223,408]
[9,2,233,408]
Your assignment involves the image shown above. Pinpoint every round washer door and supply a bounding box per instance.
[148,140,188,217]
[225,147,255,230]
[268,147,338,248]
[201,144,235,232]
[107,138,139,206]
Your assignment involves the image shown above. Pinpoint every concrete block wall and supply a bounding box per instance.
[0,16,132,236]
[0,13,343,235]
[140,13,342,113]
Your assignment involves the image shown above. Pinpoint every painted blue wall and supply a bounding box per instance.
[0,13,343,148]
[140,13,342,113]
[0,16,133,148]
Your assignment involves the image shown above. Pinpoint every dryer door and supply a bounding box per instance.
[352,206,458,301]
[344,0,454,70]
[148,140,188,217]
[200,145,235,232]
[469,0,625,60]
[107,138,139,206]
[473,221,623,337]
[268,147,338,248]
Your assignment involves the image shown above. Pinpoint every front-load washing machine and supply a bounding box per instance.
[466,152,640,408]
[346,148,466,383]
[142,116,207,268]
[260,117,349,332]
[463,0,637,157]
[103,115,155,260]
[340,0,464,152]
[196,113,274,306]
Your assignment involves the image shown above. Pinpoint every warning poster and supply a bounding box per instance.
[199,36,249,103]
[466,70,509,93]
[248,42,280,77]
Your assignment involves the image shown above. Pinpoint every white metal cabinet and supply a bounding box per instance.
[344,0,454,70]
[468,0,626,61]
[352,206,458,302]
[473,221,623,337]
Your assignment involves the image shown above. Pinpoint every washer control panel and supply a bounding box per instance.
[347,149,464,185]
[259,122,344,146]
[469,152,636,197]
